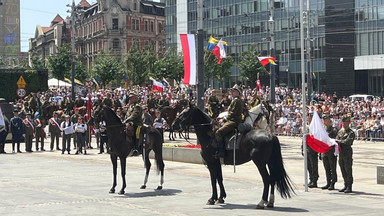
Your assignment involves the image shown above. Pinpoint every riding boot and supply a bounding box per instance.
[338,184,347,192]
[328,182,335,190]
[216,140,226,159]
[308,181,317,188]
[321,182,330,190]
[344,184,352,193]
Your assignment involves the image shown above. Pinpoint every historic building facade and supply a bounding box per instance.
[74,0,165,69]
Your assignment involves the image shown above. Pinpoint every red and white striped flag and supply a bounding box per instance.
[306,112,339,155]
[149,77,164,92]
[180,34,196,85]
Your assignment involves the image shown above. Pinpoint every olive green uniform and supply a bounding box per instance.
[322,125,338,187]
[337,127,355,189]
[215,97,244,143]
[125,102,143,154]
[207,95,220,118]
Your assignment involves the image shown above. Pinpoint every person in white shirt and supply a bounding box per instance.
[153,110,166,143]
[60,115,74,154]
[74,116,87,155]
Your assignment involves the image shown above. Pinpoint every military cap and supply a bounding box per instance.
[13,109,19,113]
[342,116,351,122]
[230,84,242,94]
[323,115,331,120]
[53,111,58,115]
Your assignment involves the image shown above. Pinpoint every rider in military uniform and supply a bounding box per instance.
[102,92,113,108]
[215,84,244,159]
[124,93,143,156]
[336,116,355,193]
[220,94,231,111]
[74,93,85,108]
[28,93,38,116]
[93,93,103,109]
[207,94,220,118]
[248,92,263,108]
[321,114,338,190]
[147,94,158,110]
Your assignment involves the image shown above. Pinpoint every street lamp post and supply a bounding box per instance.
[67,0,76,101]
[269,0,276,104]
[196,0,204,111]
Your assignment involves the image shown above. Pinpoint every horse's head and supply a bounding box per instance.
[93,105,105,124]
[172,105,211,131]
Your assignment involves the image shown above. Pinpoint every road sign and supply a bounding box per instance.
[16,88,27,98]
[17,76,27,88]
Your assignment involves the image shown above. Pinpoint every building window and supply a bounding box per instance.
[158,23,162,33]
[134,2,137,11]
[151,21,154,32]
[145,20,148,31]
[113,39,120,49]
[112,18,118,29]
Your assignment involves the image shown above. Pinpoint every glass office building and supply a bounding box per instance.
[166,0,384,96]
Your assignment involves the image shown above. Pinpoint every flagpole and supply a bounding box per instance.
[300,0,308,192]
[196,0,204,111]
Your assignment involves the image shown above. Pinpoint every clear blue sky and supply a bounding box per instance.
[20,0,161,52]
[20,0,72,52]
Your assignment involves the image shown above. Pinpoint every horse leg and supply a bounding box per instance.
[255,162,270,209]
[140,150,151,189]
[216,164,226,204]
[155,150,165,190]
[172,129,175,141]
[206,164,218,205]
[109,153,118,193]
[118,157,127,195]
[267,164,275,208]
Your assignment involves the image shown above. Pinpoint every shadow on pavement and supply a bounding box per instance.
[122,189,182,198]
[206,203,308,212]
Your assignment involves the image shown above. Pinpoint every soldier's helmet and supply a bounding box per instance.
[230,84,242,94]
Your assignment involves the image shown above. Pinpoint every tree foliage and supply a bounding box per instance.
[92,51,123,87]
[75,60,88,82]
[30,50,47,70]
[204,49,234,82]
[125,43,157,86]
[151,47,184,83]
[47,44,72,80]
[238,44,267,82]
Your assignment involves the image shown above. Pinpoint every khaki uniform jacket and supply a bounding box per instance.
[49,118,62,135]
[125,103,143,126]
[227,97,244,124]
[337,127,355,150]
[24,119,35,136]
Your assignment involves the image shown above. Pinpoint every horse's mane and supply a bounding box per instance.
[104,107,123,125]
[192,106,212,124]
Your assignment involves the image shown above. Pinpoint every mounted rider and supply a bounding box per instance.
[123,92,143,156]
[215,84,244,159]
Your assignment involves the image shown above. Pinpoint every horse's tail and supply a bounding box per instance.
[152,130,165,175]
[269,136,296,199]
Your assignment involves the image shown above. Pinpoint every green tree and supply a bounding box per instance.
[238,44,267,83]
[92,51,123,87]
[125,43,157,86]
[204,49,234,86]
[30,50,47,70]
[74,60,88,82]
[47,44,72,80]
[152,47,184,83]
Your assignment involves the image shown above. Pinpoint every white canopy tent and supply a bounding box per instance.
[48,78,71,87]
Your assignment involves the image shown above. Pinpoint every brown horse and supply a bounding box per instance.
[160,102,184,141]
[172,105,295,208]
[93,106,165,194]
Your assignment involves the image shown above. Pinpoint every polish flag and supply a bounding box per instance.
[212,39,227,64]
[306,112,339,155]
[149,77,164,92]
[180,34,196,85]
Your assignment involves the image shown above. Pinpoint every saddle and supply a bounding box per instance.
[212,122,253,151]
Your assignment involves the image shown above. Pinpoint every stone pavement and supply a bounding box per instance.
[0,135,383,215]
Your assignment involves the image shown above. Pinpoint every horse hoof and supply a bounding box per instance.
[118,190,125,195]
[206,199,215,205]
[267,204,274,208]
[140,185,146,189]
[256,204,265,209]
[216,198,225,204]
[109,189,115,194]
[156,186,163,190]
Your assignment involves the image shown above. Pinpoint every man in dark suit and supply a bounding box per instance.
[10,109,23,153]
[49,111,61,151]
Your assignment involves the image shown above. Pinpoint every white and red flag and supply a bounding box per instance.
[306,112,339,155]
[149,77,164,92]
[180,34,196,85]
[255,79,264,95]
[212,39,227,64]
[258,56,277,66]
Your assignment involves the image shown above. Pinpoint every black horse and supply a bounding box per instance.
[172,106,295,209]
[94,106,165,194]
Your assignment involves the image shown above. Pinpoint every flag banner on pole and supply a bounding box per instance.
[92,78,99,90]
[86,94,93,121]
[212,39,227,64]
[180,34,197,85]
[255,79,264,95]
[149,77,164,92]
[162,77,170,86]
[258,56,277,66]
[312,72,316,80]
[306,111,339,155]
[0,107,5,126]
[207,35,219,51]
